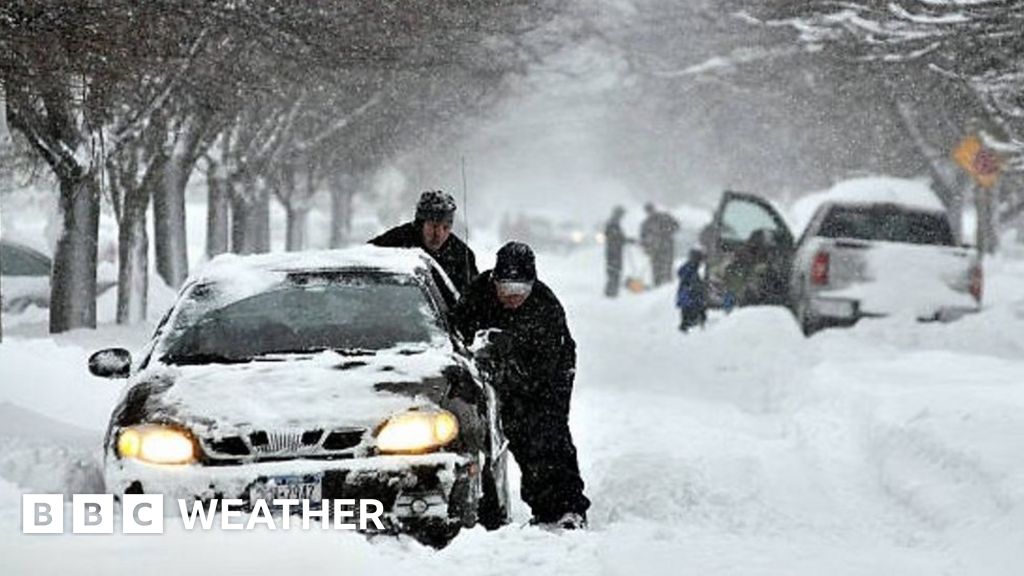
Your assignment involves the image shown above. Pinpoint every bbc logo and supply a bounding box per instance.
[22,494,165,534]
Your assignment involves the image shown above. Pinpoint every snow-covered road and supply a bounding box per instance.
[2,247,1023,575]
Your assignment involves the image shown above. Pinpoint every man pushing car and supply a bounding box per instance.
[452,241,590,530]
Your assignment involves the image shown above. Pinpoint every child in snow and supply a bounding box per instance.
[676,248,707,332]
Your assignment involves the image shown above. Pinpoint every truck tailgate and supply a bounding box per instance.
[823,240,978,316]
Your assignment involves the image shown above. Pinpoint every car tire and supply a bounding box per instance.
[477,456,511,530]
[794,284,821,337]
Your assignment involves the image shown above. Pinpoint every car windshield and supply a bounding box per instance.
[818,205,955,246]
[161,276,444,364]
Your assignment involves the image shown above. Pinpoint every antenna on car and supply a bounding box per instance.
[461,155,472,291]
[461,156,470,243]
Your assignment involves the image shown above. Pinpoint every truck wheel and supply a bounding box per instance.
[794,288,820,337]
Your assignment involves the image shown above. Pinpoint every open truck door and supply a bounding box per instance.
[700,191,795,308]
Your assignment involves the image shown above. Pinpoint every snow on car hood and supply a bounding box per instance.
[141,345,461,437]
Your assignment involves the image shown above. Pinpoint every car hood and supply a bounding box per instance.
[134,346,465,438]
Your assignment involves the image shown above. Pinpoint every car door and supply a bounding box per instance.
[700,191,795,307]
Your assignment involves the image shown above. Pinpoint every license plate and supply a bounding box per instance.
[250,473,323,506]
[814,298,855,318]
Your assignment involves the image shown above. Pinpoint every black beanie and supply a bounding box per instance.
[493,241,536,282]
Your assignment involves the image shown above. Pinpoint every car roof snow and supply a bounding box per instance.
[191,246,436,285]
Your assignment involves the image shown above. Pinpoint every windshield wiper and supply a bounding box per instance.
[251,346,379,357]
[161,352,255,366]
[331,347,379,356]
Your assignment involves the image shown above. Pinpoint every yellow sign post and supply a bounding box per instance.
[952,134,1002,188]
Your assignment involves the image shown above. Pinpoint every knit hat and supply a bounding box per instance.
[415,190,456,224]
[493,241,536,283]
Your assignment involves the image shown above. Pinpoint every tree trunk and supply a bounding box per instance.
[50,171,100,333]
[153,160,189,288]
[285,206,308,252]
[975,183,999,254]
[891,99,966,241]
[206,166,231,258]
[330,176,356,248]
[116,191,149,324]
[231,184,270,255]
[254,189,270,252]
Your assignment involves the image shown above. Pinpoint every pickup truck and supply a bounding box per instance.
[701,188,982,335]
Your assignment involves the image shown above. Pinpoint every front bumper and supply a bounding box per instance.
[105,452,478,531]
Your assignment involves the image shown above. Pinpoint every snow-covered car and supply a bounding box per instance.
[88,247,511,546]
[1,239,118,313]
[788,199,981,334]
[701,184,982,334]
[1,240,52,313]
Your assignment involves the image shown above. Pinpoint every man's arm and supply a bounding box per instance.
[506,296,576,404]
[466,248,479,284]
[369,223,413,247]
[449,275,488,344]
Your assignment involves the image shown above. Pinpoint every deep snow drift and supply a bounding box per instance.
[2,246,1023,575]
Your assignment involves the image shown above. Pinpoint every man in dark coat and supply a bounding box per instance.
[452,241,590,529]
[370,190,479,295]
[639,202,680,287]
[604,206,632,298]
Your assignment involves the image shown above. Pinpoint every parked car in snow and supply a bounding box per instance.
[1,240,52,313]
[499,212,592,253]
[701,183,982,334]
[789,199,981,334]
[1,239,118,313]
[89,247,511,546]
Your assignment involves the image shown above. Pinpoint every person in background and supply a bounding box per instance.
[639,202,680,287]
[369,190,478,295]
[452,242,591,530]
[676,248,707,332]
[603,206,632,297]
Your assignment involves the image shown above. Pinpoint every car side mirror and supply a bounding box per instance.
[88,348,132,379]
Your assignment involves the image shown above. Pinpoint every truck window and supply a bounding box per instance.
[818,205,955,246]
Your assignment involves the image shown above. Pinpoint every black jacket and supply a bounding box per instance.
[452,271,577,411]
[604,219,627,262]
[640,211,680,255]
[369,221,479,295]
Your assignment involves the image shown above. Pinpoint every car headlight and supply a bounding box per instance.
[116,424,197,465]
[375,410,459,455]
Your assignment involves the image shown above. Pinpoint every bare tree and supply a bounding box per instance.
[2,0,572,331]
[759,0,1024,250]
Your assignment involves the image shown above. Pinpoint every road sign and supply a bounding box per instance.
[953,134,1002,188]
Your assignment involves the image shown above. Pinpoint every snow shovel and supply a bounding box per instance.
[623,243,648,293]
